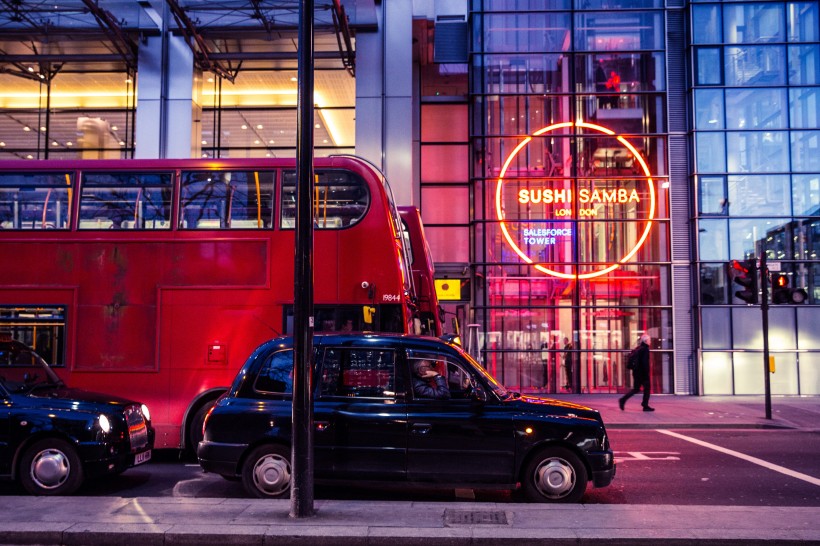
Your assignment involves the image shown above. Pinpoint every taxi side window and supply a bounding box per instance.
[254,349,294,395]
[446,360,476,400]
[320,347,395,398]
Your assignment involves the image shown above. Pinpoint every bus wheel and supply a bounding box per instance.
[521,447,587,503]
[242,444,291,498]
[19,438,84,496]
[187,402,214,456]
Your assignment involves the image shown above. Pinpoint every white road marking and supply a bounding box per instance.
[615,451,680,462]
[657,429,820,487]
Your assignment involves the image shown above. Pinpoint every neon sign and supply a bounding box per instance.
[495,121,656,280]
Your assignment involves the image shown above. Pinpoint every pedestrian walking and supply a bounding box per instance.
[619,333,654,411]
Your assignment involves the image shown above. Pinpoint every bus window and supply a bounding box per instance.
[0,172,73,230]
[79,172,172,230]
[0,306,66,366]
[180,170,275,229]
[281,169,370,229]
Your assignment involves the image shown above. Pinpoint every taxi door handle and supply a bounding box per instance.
[411,423,432,434]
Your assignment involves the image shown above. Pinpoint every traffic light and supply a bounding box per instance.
[771,273,808,304]
[731,259,758,304]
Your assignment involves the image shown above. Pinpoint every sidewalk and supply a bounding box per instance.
[0,394,818,546]
[543,393,820,431]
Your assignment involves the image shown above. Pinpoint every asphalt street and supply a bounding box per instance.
[0,394,818,545]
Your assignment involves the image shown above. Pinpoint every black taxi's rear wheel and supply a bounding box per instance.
[522,447,588,503]
[19,438,84,496]
[241,444,291,498]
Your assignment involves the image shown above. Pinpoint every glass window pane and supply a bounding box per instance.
[732,351,764,393]
[0,306,66,366]
[725,88,786,130]
[254,350,294,394]
[576,53,665,93]
[797,352,820,395]
[702,352,733,394]
[427,226,470,263]
[788,45,820,85]
[700,264,729,305]
[769,353,798,395]
[421,145,468,183]
[482,13,571,53]
[769,307,797,350]
[80,172,172,230]
[421,104,468,142]
[692,5,722,44]
[728,218,787,259]
[791,131,820,172]
[792,174,820,216]
[724,46,786,86]
[280,169,369,229]
[181,170,274,229]
[695,89,725,130]
[702,308,731,347]
[421,187,469,224]
[699,175,728,215]
[726,131,789,173]
[698,219,729,261]
[788,2,819,42]
[574,12,664,51]
[476,55,570,95]
[789,88,820,129]
[727,175,790,216]
[732,307,763,350]
[696,47,723,85]
[0,172,73,230]
[723,3,784,44]
[696,132,726,172]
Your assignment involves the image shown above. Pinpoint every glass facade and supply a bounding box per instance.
[692,0,820,395]
[469,0,673,394]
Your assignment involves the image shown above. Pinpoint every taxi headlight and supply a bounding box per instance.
[98,414,111,433]
[140,404,151,422]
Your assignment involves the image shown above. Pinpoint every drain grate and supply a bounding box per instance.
[444,509,508,525]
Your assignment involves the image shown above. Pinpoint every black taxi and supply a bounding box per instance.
[198,333,615,502]
[0,340,154,495]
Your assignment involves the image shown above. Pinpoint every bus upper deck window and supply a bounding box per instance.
[0,173,73,230]
[280,169,370,229]
[79,172,172,230]
[180,170,275,229]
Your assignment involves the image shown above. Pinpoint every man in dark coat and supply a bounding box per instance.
[619,333,654,411]
[412,360,450,400]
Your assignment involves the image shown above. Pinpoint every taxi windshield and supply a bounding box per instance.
[453,344,510,400]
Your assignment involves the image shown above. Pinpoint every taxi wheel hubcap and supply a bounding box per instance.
[252,453,291,496]
[30,449,70,490]
[533,457,575,499]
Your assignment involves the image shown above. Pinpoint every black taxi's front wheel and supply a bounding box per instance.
[241,444,291,498]
[522,447,588,503]
[19,438,84,496]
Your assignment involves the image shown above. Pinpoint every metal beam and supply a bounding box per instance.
[79,0,139,68]
[164,0,238,83]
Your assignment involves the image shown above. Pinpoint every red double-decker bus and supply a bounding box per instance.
[0,155,426,450]
[398,206,442,337]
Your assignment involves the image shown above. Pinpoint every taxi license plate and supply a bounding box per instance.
[134,450,152,465]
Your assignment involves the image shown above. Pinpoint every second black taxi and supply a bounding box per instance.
[198,333,615,502]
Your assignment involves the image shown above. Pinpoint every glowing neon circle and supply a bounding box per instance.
[495,121,656,280]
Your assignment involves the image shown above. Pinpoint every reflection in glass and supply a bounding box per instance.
[698,219,728,261]
[723,3,784,44]
[727,175,790,216]
[789,88,820,129]
[788,45,820,85]
[695,89,724,130]
[726,131,789,173]
[725,88,786,130]
[692,5,722,44]
[792,174,820,216]
[790,131,820,172]
[696,132,726,172]
[724,46,786,86]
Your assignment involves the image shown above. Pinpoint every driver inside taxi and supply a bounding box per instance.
[411,359,450,400]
